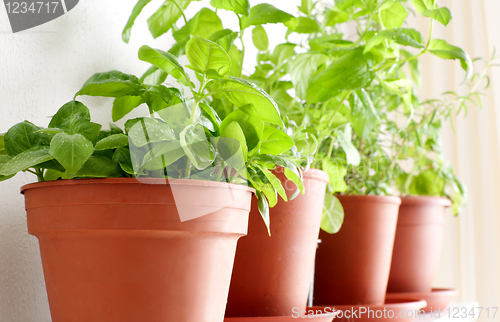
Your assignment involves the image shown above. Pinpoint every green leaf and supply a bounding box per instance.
[138,45,191,85]
[380,2,407,29]
[44,169,67,181]
[141,140,185,171]
[409,169,445,196]
[364,28,424,53]
[322,160,347,192]
[252,26,269,51]
[289,52,328,99]
[4,121,50,156]
[113,147,135,175]
[49,133,94,174]
[422,8,452,26]
[289,16,320,34]
[209,29,239,52]
[337,125,360,166]
[147,0,193,39]
[242,4,297,29]
[221,121,248,160]
[145,85,184,113]
[72,155,123,178]
[321,194,344,234]
[270,43,296,65]
[306,48,375,103]
[49,101,101,140]
[298,0,313,15]
[95,134,129,151]
[213,77,283,126]
[284,167,304,194]
[112,96,144,122]
[0,134,6,155]
[410,0,434,14]
[140,66,168,85]
[210,0,250,16]
[428,39,472,80]
[260,126,294,155]
[128,118,176,147]
[258,165,287,202]
[335,0,355,10]
[179,124,215,170]
[256,190,270,235]
[76,71,144,98]
[174,8,223,40]
[220,108,264,152]
[351,90,379,139]
[324,8,349,27]
[122,0,153,43]
[185,37,231,77]
[0,147,54,176]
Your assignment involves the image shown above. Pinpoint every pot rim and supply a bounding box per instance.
[335,194,402,205]
[21,177,256,195]
[400,195,452,207]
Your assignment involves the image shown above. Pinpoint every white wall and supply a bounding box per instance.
[0,0,297,320]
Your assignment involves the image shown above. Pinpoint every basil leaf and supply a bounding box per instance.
[379,2,407,29]
[127,118,176,147]
[209,29,239,52]
[410,0,434,14]
[140,66,168,85]
[321,194,344,234]
[179,124,215,170]
[289,16,320,34]
[242,4,297,29]
[44,169,67,181]
[112,147,135,175]
[260,126,294,155]
[95,134,129,151]
[49,101,102,140]
[122,0,153,43]
[221,121,248,160]
[252,26,269,51]
[422,7,452,26]
[256,190,270,235]
[180,7,223,41]
[210,0,250,16]
[141,140,185,171]
[258,165,287,202]
[76,71,144,98]
[49,132,94,174]
[289,52,328,99]
[364,28,424,53]
[147,0,193,39]
[220,108,264,152]
[428,39,472,80]
[0,133,6,155]
[186,37,231,77]
[306,48,375,103]
[72,155,123,178]
[138,45,191,86]
[322,160,347,193]
[112,96,144,122]
[0,146,54,176]
[4,121,50,156]
[213,77,283,126]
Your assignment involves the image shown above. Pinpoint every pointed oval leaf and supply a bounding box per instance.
[122,0,153,43]
[76,71,144,98]
[252,26,269,51]
[49,133,94,174]
[428,39,472,80]
[0,147,54,176]
[95,134,129,151]
[422,7,452,26]
[321,194,344,234]
[210,0,250,16]
[186,37,231,77]
[138,45,190,85]
[4,121,50,156]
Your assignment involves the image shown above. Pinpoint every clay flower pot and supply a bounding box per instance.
[314,195,401,305]
[387,196,451,293]
[225,168,329,317]
[22,178,253,322]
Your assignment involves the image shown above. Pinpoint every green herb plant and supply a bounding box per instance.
[0,36,305,231]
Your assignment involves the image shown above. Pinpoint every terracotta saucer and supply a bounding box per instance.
[224,308,339,322]
[386,288,459,312]
[310,299,427,322]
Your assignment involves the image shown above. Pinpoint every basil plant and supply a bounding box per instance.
[0,37,305,231]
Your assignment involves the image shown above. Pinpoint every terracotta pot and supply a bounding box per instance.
[387,196,451,293]
[225,168,329,317]
[22,178,253,322]
[314,195,401,306]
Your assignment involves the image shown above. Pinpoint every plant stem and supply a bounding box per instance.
[327,90,352,127]
[238,15,246,77]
